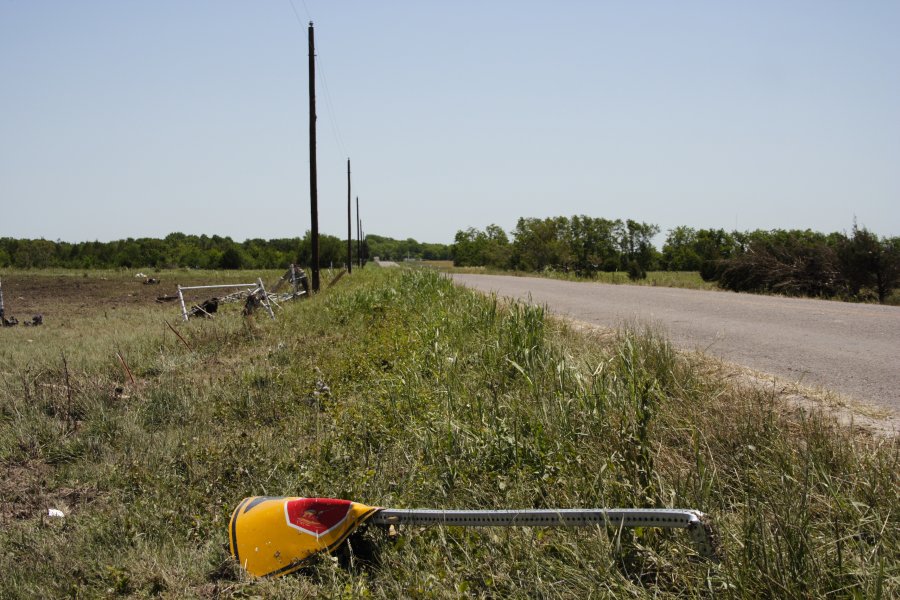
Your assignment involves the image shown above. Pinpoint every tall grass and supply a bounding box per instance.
[0,268,896,598]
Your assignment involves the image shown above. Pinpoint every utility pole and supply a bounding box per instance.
[346,158,352,274]
[308,22,320,292]
[356,197,361,268]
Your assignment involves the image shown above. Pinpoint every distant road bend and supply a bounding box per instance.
[451,274,900,413]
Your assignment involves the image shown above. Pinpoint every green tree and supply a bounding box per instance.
[482,224,512,268]
[617,220,660,271]
[662,226,701,270]
[13,239,56,268]
[451,225,510,268]
[839,225,900,303]
[220,246,244,269]
[568,216,622,273]
[511,217,571,271]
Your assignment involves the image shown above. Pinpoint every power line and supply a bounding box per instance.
[285,0,350,160]
[299,0,313,21]
[287,0,312,24]
[316,53,349,159]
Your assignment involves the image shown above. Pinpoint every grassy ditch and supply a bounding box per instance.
[0,268,897,598]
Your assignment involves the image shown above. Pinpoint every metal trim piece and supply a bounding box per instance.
[371,508,717,559]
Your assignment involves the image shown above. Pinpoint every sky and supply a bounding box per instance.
[1,1,898,245]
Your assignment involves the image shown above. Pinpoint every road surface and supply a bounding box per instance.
[451,274,900,412]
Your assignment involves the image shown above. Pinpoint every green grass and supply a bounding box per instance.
[0,268,896,598]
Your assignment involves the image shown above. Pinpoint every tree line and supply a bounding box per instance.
[452,217,661,279]
[452,217,900,303]
[364,235,452,261]
[0,233,449,271]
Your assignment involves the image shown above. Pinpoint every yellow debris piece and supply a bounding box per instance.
[229,496,379,578]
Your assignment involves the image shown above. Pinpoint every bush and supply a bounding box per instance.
[838,225,900,303]
[626,260,646,281]
[220,247,244,270]
[699,260,721,282]
[716,241,845,297]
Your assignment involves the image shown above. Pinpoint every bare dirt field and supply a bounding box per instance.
[0,270,283,321]
[452,273,900,422]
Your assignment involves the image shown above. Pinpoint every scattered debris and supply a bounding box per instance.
[0,278,10,326]
[164,319,193,351]
[177,278,274,321]
[313,367,331,399]
[116,352,136,386]
[327,269,347,289]
[228,497,720,578]
[189,297,219,319]
[23,315,43,327]
[134,272,147,279]
[47,508,65,518]
[242,291,263,316]
[0,278,29,327]
[143,278,160,285]
[269,264,310,298]
[170,266,309,322]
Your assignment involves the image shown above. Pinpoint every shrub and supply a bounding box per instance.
[716,241,846,297]
[626,259,646,281]
[838,225,900,303]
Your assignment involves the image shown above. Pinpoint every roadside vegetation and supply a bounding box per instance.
[0,268,896,598]
[424,261,717,292]
[452,218,900,304]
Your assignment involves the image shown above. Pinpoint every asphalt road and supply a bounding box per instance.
[451,274,900,412]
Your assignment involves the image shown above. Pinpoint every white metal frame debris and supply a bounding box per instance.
[176,278,275,322]
[269,264,308,298]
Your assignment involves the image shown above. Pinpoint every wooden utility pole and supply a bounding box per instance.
[356,197,361,268]
[346,159,352,274]
[308,22,320,292]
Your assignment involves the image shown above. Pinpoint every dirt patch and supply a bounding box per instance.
[1,273,168,321]
[0,460,99,523]
[0,271,283,323]
[725,364,900,438]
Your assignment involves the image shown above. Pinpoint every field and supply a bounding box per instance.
[0,268,897,598]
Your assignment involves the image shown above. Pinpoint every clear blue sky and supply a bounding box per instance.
[1,1,898,244]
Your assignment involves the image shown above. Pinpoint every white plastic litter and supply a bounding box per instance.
[47,508,65,518]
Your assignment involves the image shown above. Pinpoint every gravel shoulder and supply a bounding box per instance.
[451,273,900,420]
